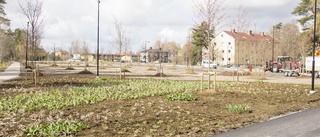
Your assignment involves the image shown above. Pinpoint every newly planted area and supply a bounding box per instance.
[1,76,320,136]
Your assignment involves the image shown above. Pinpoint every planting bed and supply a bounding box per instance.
[0,75,320,136]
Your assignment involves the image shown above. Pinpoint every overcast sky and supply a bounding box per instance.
[5,0,301,53]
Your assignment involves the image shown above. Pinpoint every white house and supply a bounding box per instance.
[211,29,280,67]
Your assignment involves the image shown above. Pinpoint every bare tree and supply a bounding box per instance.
[19,0,45,67]
[70,40,81,54]
[81,40,90,68]
[232,6,251,67]
[193,0,227,64]
[154,36,167,49]
[280,21,300,59]
[230,6,250,32]
[0,30,10,63]
[193,0,227,32]
[110,17,130,60]
[0,0,10,64]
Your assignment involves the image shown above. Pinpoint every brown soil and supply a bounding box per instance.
[155,73,167,77]
[1,63,320,136]
[1,75,320,136]
[65,67,75,70]
[78,69,94,74]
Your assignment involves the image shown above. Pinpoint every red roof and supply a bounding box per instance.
[224,29,278,43]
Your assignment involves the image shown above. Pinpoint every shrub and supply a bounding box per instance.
[22,120,87,137]
[166,93,196,101]
[226,104,251,114]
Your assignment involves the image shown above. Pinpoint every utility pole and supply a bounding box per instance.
[96,0,100,78]
[25,22,29,68]
[311,0,318,94]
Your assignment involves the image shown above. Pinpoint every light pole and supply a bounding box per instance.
[311,0,318,94]
[145,41,149,64]
[96,0,100,78]
[272,26,275,72]
[25,22,29,68]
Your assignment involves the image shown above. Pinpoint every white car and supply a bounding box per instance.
[202,60,217,69]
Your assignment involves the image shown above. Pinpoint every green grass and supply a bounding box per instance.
[0,78,203,114]
[226,104,251,114]
[0,62,10,72]
[166,93,197,101]
[22,120,87,137]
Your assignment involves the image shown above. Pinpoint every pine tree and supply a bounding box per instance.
[0,0,10,26]
[191,21,214,65]
[292,0,315,30]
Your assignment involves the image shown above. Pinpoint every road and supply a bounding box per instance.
[0,62,20,82]
[211,107,320,137]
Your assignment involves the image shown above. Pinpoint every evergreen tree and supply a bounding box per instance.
[292,0,319,53]
[0,0,10,26]
[292,0,316,30]
[191,21,214,65]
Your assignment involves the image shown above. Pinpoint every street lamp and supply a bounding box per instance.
[311,0,318,94]
[25,22,29,68]
[145,41,149,64]
[272,26,275,72]
[96,0,100,78]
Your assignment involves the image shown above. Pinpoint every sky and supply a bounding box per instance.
[5,0,301,53]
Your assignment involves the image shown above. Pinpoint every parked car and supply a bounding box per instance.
[202,60,217,69]
[66,59,80,62]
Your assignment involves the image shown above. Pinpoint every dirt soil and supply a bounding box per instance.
[1,62,320,136]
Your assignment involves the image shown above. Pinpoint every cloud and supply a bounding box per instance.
[5,0,301,53]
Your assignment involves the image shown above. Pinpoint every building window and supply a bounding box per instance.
[222,50,224,53]
[214,42,216,46]
[228,50,231,53]
[222,58,224,61]
[221,34,224,37]
[228,58,231,61]
[228,42,231,45]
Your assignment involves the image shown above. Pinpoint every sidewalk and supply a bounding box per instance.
[0,62,21,82]
[211,107,320,137]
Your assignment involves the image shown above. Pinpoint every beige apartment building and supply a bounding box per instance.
[212,29,281,67]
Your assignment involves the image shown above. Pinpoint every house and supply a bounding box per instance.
[55,50,71,61]
[81,54,94,62]
[121,55,132,62]
[211,29,280,67]
[139,47,169,63]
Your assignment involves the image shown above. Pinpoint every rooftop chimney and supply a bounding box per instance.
[260,32,265,36]
[246,30,253,36]
[231,29,236,33]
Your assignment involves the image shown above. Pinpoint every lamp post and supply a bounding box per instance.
[25,22,29,68]
[311,0,318,94]
[145,41,149,64]
[96,0,100,78]
[272,26,275,72]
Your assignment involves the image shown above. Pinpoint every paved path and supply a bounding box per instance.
[0,62,21,82]
[211,107,320,137]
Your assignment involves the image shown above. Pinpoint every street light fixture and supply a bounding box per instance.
[25,22,29,68]
[145,41,149,64]
[311,0,318,94]
[96,0,100,78]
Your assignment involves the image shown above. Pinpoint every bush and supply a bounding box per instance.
[166,93,196,101]
[22,120,87,136]
[226,104,251,114]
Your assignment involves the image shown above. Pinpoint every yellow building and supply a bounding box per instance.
[212,29,280,66]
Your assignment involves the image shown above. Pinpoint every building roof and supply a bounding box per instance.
[224,29,278,43]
